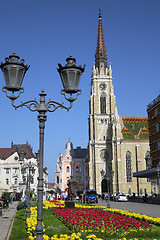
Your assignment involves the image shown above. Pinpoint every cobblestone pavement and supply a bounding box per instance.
[0,201,18,240]
[92,199,160,218]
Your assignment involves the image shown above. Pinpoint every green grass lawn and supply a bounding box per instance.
[9,201,160,240]
[9,203,72,240]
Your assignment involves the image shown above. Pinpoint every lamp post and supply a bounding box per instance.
[0,52,85,240]
[18,149,26,202]
[135,145,140,196]
[18,150,38,218]
[157,162,160,197]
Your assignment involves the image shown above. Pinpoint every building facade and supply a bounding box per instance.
[133,95,160,196]
[0,142,48,197]
[55,139,88,193]
[88,11,151,196]
[147,95,160,167]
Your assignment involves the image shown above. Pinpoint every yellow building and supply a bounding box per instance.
[88,11,151,196]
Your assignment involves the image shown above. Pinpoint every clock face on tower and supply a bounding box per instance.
[99,83,106,91]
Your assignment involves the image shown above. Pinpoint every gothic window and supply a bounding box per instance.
[126,151,132,182]
[66,166,70,172]
[100,94,106,114]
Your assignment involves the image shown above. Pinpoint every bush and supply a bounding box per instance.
[17,201,28,210]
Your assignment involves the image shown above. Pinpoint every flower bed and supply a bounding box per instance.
[26,201,160,240]
[51,207,152,236]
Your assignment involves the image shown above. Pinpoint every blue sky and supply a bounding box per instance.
[0,0,160,182]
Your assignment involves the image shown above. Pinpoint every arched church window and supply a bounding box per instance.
[126,151,132,182]
[100,94,106,114]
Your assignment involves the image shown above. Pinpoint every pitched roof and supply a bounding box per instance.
[0,144,35,160]
[74,147,88,158]
[121,117,149,140]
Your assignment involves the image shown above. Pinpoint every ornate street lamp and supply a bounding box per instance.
[18,150,37,218]
[0,52,85,240]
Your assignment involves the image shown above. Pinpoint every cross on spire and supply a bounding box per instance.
[95,9,107,71]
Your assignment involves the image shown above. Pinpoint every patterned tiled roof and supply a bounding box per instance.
[121,117,149,140]
[95,9,107,71]
[122,117,148,123]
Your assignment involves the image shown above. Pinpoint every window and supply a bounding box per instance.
[126,151,132,182]
[154,107,158,117]
[67,177,69,181]
[100,94,106,114]
[6,179,9,185]
[31,177,34,184]
[21,167,26,174]
[79,177,82,183]
[57,176,59,184]
[157,141,160,150]
[14,178,18,185]
[6,168,9,174]
[15,168,18,174]
[76,165,82,173]
[66,166,70,172]
[31,168,35,174]
[23,176,26,183]
[155,123,159,133]
[76,177,82,184]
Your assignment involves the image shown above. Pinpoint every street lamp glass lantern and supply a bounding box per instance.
[0,52,29,92]
[18,150,26,164]
[57,55,85,94]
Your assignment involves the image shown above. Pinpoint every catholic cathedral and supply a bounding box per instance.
[88,11,151,196]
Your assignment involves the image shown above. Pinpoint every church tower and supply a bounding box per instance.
[88,10,120,194]
[89,10,151,197]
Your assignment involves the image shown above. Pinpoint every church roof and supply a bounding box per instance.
[121,117,149,140]
[95,9,107,71]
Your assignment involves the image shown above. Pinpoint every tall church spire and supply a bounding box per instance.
[95,9,107,71]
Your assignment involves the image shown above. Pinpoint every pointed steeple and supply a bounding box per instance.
[95,9,107,72]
